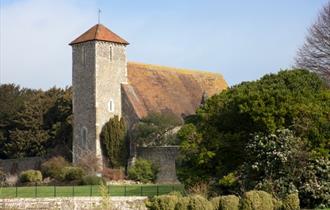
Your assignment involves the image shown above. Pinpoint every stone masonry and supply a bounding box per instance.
[72,40,127,165]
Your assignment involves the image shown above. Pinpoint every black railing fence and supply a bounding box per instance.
[0,183,184,198]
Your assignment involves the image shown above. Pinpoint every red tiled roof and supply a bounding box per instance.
[69,24,129,45]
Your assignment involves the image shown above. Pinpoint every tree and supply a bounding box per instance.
[177,70,330,196]
[295,2,330,82]
[100,116,127,168]
[132,112,182,146]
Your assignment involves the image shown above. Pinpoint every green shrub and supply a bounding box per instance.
[0,170,6,185]
[128,158,158,183]
[282,193,300,210]
[241,190,274,210]
[220,195,240,210]
[187,195,213,210]
[81,175,103,185]
[41,156,70,179]
[19,170,42,183]
[210,196,221,210]
[61,166,84,181]
[146,194,179,210]
[175,197,190,210]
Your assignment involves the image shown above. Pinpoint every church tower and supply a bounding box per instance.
[69,24,129,165]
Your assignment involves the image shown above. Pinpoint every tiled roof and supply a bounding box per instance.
[123,62,228,119]
[69,24,129,45]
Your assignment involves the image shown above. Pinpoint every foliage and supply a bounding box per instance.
[186,195,213,210]
[295,2,330,82]
[146,194,179,210]
[81,175,103,185]
[175,197,190,210]
[0,170,6,185]
[0,84,72,159]
[128,158,158,183]
[186,181,210,198]
[76,149,101,175]
[217,172,239,195]
[241,129,307,197]
[41,156,70,180]
[210,196,221,210]
[100,115,127,168]
[61,166,84,182]
[101,167,125,181]
[219,195,240,210]
[133,112,182,146]
[240,190,274,210]
[19,170,42,183]
[99,180,112,210]
[177,70,330,207]
[298,156,330,208]
[282,193,300,210]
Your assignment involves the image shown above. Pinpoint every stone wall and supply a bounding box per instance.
[0,157,44,175]
[137,146,180,184]
[0,197,147,210]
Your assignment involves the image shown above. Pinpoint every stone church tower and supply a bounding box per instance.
[69,24,129,165]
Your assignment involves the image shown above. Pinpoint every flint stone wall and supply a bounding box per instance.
[137,146,180,184]
[0,196,147,210]
[0,157,44,175]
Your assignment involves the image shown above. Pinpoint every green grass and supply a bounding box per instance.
[0,184,184,198]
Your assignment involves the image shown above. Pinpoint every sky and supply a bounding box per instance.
[0,0,328,89]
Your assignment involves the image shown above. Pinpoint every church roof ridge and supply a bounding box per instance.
[69,24,129,45]
[128,61,223,77]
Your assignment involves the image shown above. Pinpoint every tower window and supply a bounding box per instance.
[109,46,113,62]
[81,127,87,148]
[81,46,86,66]
[108,99,114,112]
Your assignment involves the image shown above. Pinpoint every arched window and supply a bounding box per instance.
[81,127,87,148]
[108,99,114,112]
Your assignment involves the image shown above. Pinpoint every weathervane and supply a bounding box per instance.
[98,9,101,24]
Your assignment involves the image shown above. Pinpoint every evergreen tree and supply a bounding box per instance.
[100,116,127,168]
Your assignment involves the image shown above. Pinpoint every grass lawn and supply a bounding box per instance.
[0,184,184,198]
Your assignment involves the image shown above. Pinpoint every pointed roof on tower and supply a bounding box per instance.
[69,24,129,45]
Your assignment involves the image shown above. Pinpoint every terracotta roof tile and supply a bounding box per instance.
[69,24,129,45]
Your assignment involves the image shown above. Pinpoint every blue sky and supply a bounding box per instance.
[0,0,328,89]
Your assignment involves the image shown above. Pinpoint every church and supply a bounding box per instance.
[69,24,227,182]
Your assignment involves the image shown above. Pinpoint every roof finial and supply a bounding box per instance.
[98,9,101,24]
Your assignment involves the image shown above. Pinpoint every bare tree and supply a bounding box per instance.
[295,2,330,81]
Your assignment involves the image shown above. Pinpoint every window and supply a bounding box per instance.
[109,46,113,62]
[81,46,86,66]
[108,99,114,112]
[81,127,87,148]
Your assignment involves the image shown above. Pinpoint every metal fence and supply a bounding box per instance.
[0,184,184,198]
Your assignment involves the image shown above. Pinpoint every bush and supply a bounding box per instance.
[210,196,221,210]
[0,170,6,185]
[282,193,300,210]
[19,170,42,183]
[81,175,103,185]
[41,156,70,179]
[220,195,240,210]
[146,194,179,210]
[128,158,158,183]
[61,166,84,181]
[102,167,125,181]
[241,190,274,210]
[175,197,190,210]
[187,195,213,210]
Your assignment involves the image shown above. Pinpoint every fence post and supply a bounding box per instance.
[157,185,159,196]
[124,186,127,196]
[54,185,56,197]
[35,183,37,197]
[72,185,74,197]
[90,185,92,197]
[15,183,18,197]
[108,185,110,196]
[140,186,143,196]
